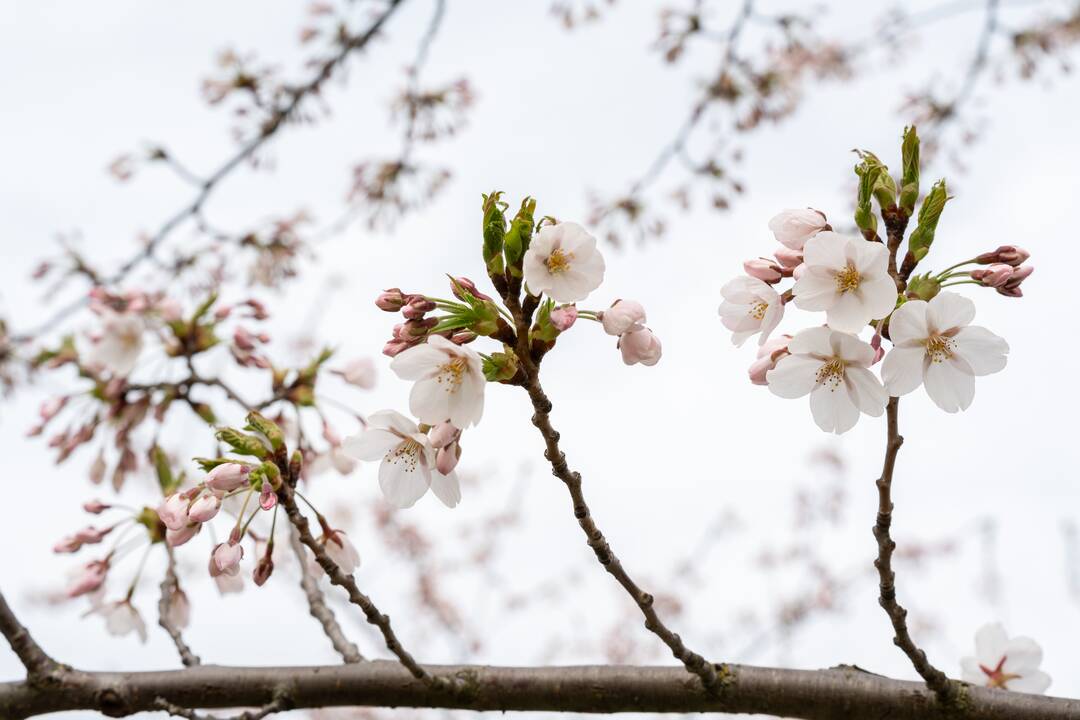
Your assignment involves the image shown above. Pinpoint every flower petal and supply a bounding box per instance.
[809,382,860,434]
[390,344,445,380]
[802,231,848,268]
[787,326,834,357]
[1007,670,1051,695]
[409,376,452,426]
[378,455,431,508]
[882,346,927,397]
[888,300,929,345]
[429,471,462,508]
[1002,636,1044,675]
[974,623,1009,666]
[793,267,838,311]
[924,355,976,413]
[845,366,888,417]
[766,355,820,399]
[342,428,401,461]
[857,275,899,323]
[927,291,976,333]
[953,326,1009,376]
[826,292,871,333]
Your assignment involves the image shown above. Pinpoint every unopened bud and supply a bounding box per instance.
[773,246,803,269]
[375,288,406,312]
[436,443,461,475]
[401,296,436,320]
[451,276,492,302]
[997,265,1033,297]
[253,555,274,586]
[382,339,411,357]
[550,305,578,332]
[450,330,478,345]
[970,263,1013,288]
[429,422,460,449]
[976,245,1030,267]
[743,258,783,283]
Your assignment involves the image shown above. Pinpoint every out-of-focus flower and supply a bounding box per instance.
[882,292,1008,413]
[66,560,109,598]
[960,622,1051,693]
[320,529,361,574]
[86,311,144,377]
[338,357,376,389]
[523,221,605,303]
[767,327,887,434]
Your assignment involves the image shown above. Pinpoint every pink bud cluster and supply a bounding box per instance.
[376,284,478,357]
[157,462,253,550]
[599,300,662,366]
[743,208,830,285]
[970,247,1034,297]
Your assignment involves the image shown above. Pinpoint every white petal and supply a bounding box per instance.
[952,326,1009,376]
[832,331,876,367]
[390,344,444,380]
[927,291,976,333]
[766,355,820,399]
[429,471,461,508]
[888,300,929,345]
[366,409,418,436]
[851,238,889,275]
[974,623,1009,665]
[960,656,985,685]
[924,356,976,413]
[787,326,834,357]
[409,376,451,426]
[802,231,848,269]
[810,382,860,434]
[448,372,485,428]
[793,267,839,311]
[1002,637,1044,675]
[342,428,401,461]
[845,366,888,416]
[826,292,871,333]
[882,346,927,396]
[378,456,431,508]
[1006,670,1051,694]
[857,275,900,322]
[722,276,769,304]
[758,302,784,345]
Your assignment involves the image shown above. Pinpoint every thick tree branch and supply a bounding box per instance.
[0,590,58,685]
[2,660,1079,719]
[873,397,956,701]
[288,525,364,663]
[158,550,201,667]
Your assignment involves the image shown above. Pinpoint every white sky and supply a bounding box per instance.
[1,1,1079,718]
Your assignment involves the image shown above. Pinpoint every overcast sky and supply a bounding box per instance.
[2,1,1079,718]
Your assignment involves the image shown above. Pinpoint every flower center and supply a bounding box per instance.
[436,357,467,393]
[980,657,1021,689]
[835,264,861,293]
[815,358,846,389]
[387,438,422,473]
[749,301,769,320]
[925,335,955,363]
[545,248,574,274]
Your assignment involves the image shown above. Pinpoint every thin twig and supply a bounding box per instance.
[288,525,364,663]
[158,548,201,667]
[0,589,58,685]
[154,690,291,720]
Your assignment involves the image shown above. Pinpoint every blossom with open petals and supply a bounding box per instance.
[390,335,485,428]
[767,327,888,434]
[98,599,148,643]
[343,410,460,509]
[87,311,144,377]
[768,208,828,250]
[882,293,1008,413]
[960,623,1051,694]
[718,276,784,347]
[792,232,897,333]
[523,221,605,303]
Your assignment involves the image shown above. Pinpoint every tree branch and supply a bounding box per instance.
[0,589,58,685]
[2,660,1078,719]
[873,397,956,701]
[154,689,291,720]
[288,524,364,663]
[158,550,201,667]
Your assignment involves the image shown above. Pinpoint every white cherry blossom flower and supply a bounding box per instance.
[792,232,898,333]
[343,410,461,509]
[86,311,144,377]
[767,327,888,434]
[320,529,361,574]
[960,623,1051,694]
[88,598,148,643]
[882,292,1008,413]
[718,276,784,347]
[523,221,605,303]
[768,208,828,250]
[390,335,485,428]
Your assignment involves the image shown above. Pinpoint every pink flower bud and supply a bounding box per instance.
[436,444,461,475]
[39,396,68,421]
[205,463,251,493]
[773,246,804,269]
[970,263,1014,288]
[214,305,232,320]
[259,481,277,511]
[768,208,828,250]
[253,555,274,587]
[233,327,258,351]
[82,499,109,514]
[869,332,885,365]
[997,264,1033,297]
[743,258,783,283]
[428,421,460,449]
[157,493,191,531]
[977,245,1030,267]
[450,330,478,345]
[167,523,200,547]
[601,300,647,336]
[243,298,269,320]
[339,358,376,389]
[550,305,578,331]
[210,542,244,577]
[187,493,221,523]
[382,339,411,357]
[66,560,108,598]
[618,328,662,366]
[451,276,493,302]
[402,296,436,320]
[747,334,792,385]
[375,288,407,312]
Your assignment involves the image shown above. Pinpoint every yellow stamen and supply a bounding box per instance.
[925,335,955,363]
[835,264,861,293]
[436,357,467,393]
[545,248,574,274]
[815,358,846,390]
[749,301,769,320]
[386,438,422,472]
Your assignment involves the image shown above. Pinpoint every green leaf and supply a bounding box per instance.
[150,445,178,495]
[900,125,920,216]
[503,196,536,274]
[245,411,285,452]
[215,427,269,459]
[907,179,949,263]
[482,191,507,276]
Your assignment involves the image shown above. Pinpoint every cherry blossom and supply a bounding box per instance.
[94,599,148,643]
[86,310,144,377]
[618,328,662,366]
[522,221,605,303]
[549,305,578,331]
[390,335,485,429]
[748,334,792,386]
[600,300,646,336]
[766,327,888,434]
[338,357,376,388]
[210,542,244,577]
[66,560,108,598]
[718,276,784,347]
[792,232,898,333]
[205,462,252,493]
[320,529,361,574]
[187,493,221,523]
[768,208,828,250]
[343,410,461,509]
[960,623,1051,694]
[157,493,191,531]
[881,293,1008,413]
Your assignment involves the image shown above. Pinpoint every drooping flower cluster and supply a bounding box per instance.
[721,128,1028,433]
